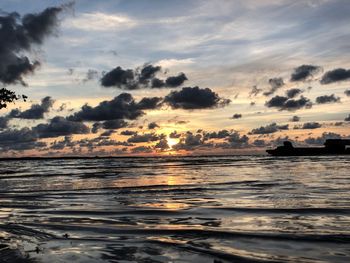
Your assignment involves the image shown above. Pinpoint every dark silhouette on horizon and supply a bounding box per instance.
[266,139,350,156]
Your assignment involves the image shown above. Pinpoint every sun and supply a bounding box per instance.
[167,137,178,148]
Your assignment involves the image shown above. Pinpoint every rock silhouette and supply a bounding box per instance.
[266,139,350,156]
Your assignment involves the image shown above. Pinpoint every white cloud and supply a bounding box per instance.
[157,58,195,68]
[63,12,137,31]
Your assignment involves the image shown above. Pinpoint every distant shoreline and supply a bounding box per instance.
[0,154,270,161]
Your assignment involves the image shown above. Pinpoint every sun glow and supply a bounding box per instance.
[167,137,178,148]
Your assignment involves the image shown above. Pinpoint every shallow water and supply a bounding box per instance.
[0,156,349,262]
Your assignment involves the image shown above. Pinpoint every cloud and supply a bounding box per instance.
[304,132,342,145]
[173,132,207,150]
[0,6,64,86]
[249,123,289,134]
[290,115,300,122]
[65,12,137,31]
[100,130,115,137]
[101,64,187,90]
[164,86,230,110]
[263,77,284,96]
[100,66,135,88]
[225,132,249,148]
[33,116,90,138]
[9,96,54,119]
[334,122,343,126]
[148,122,159,129]
[151,78,165,88]
[68,93,162,122]
[137,97,163,110]
[102,119,128,130]
[252,139,266,147]
[290,65,321,82]
[169,131,181,138]
[120,130,137,136]
[0,127,44,151]
[91,122,102,133]
[300,122,322,129]
[315,94,340,104]
[232,113,242,119]
[127,132,161,143]
[321,68,350,84]
[0,116,10,130]
[154,138,169,151]
[249,85,262,97]
[164,73,188,87]
[265,95,312,111]
[139,64,161,83]
[131,145,153,154]
[204,129,230,139]
[82,69,99,83]
[286,88,303,98]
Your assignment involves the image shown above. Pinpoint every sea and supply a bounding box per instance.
[0,156,349,263]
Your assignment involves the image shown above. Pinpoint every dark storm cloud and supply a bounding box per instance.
[345,89,350,96]
[320,68,350,84]
[164,86,230,110]
[286,88,303,99]
[290,65,321,82]
[127,132,161,143]
[102,119,128,130]
[68,93,162,122]
[232,113,242,119]
[290,115,300,122]
[265,95,312,111]
[263,78,284,96]
[0,5,64,86]
[345,114,350,121]
[33,116,90,138]
[300,122,322,129]
[315,94,340,104]
[249,123,289,135]
[101,64,187,90]
[9,96,54,119]
[148,122,159,129]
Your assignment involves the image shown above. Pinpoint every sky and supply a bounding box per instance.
[0,0,349,157]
